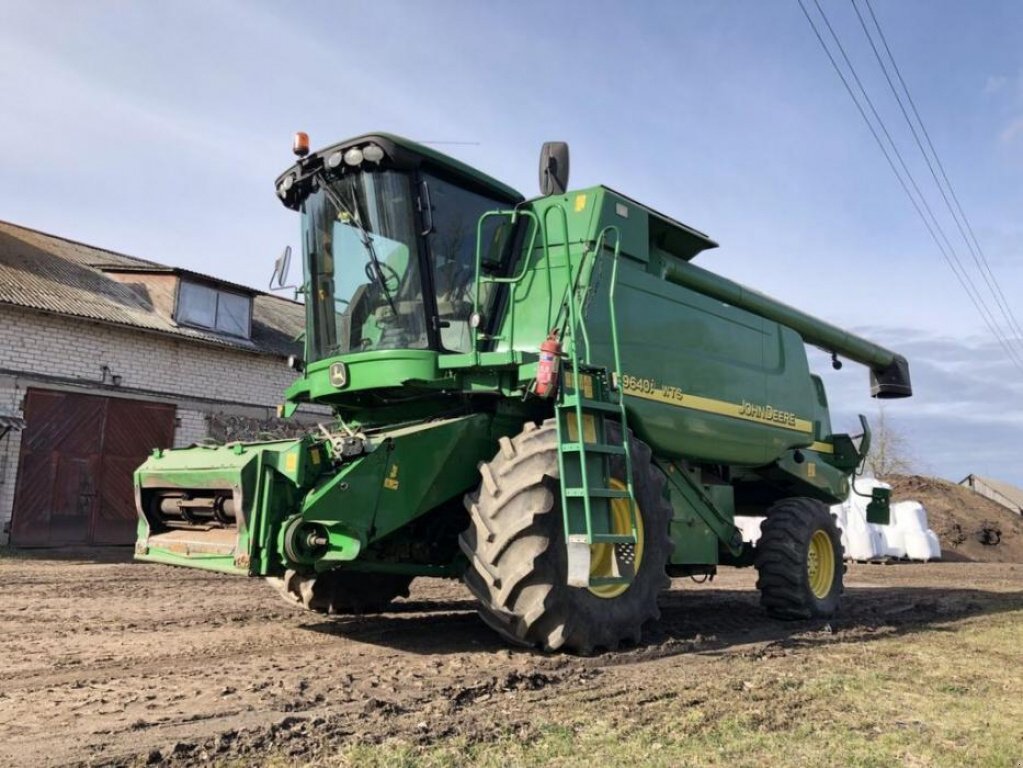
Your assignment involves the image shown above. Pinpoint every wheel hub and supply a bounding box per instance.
[807,529,835,599]
[588,478,644,599]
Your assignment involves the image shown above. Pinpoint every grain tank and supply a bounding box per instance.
[134,133,911,652]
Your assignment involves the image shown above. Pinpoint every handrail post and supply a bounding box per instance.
[471,209,541,363]
[600,225,637,538]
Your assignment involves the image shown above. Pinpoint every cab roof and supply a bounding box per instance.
[275,132,524,210]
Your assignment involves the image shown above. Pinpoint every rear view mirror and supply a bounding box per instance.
[270,245,293,290]
[539,141,570,196]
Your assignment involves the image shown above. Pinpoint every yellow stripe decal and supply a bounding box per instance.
[621,375,813,434]
[808,441,835,454]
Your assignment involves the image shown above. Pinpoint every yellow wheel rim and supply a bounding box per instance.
[807,529,835,599]
[588,478,644,599]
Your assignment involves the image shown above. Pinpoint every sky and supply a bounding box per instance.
[1,1,1021,485]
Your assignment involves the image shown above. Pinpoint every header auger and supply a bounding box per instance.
[135,133,911,653]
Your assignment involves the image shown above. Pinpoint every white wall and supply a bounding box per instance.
[0,305,328,543]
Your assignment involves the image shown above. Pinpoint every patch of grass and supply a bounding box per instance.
[326,611,1023,768]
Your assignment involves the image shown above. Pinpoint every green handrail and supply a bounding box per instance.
[470,209,541,363]
[541,204,571,343]
[596,225,637,538]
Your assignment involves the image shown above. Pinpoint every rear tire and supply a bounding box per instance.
[754,497,844,620]
[459,418,672,653]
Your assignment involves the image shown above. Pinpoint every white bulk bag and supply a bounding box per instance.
[893,500,942,561]
[734,515,765,546]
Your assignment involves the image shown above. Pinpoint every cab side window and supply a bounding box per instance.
[423,174,507,352]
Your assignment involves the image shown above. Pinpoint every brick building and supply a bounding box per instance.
[0,220,324,546]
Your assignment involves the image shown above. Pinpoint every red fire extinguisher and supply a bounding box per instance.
[536,329,562,398]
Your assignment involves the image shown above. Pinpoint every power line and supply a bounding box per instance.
[811,0,971,277]
[856,0,1023,343]
[795,0,1023,373]
[808,0,1023,367]
[801,0,1023,370]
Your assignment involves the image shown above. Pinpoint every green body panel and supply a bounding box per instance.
[294,413,503,565]
[589,265,818,466]
[661,258,899,370]
[134,134,905,583]
[666,478,730,566]
[759,448,852,503]
[136,414,516,576]
[285,349,447,406]
[658,459,741,564]
[468,186,865,492]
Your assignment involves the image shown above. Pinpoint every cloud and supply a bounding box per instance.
[982,70,1023,145]
[810,328,1023,485]
[1000,116,1023,144]
[984,74,1008,94]
[0,34,278,177]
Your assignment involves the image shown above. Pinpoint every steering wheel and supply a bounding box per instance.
[365,260,401,294]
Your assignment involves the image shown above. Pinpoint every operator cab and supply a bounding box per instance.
[274,133,524,363]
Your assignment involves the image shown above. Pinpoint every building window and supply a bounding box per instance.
[176,280,252,338]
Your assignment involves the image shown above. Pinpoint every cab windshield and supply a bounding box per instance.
[302,170,428,360]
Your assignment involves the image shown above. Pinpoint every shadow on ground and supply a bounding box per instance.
[298,583,1023,659]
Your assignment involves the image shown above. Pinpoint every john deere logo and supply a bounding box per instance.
[329,362,348,388]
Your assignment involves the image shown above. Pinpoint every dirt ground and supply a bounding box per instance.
[1,551,1020,768]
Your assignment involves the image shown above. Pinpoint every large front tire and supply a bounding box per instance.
[459,419,672,654]
[755,497,844,620]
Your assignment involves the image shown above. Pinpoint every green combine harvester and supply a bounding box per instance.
[134,133,912,653]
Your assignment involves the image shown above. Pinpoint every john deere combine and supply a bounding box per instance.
[134,133,912,652]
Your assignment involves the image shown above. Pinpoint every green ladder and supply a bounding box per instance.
[553,224,639,589]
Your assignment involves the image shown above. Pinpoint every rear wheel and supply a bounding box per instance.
[459,418,672,653]
[754,497,844,619]
[269,569,413,615]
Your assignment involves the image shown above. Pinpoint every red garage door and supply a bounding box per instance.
[10,390,176,546]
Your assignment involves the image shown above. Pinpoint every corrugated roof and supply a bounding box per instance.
[98,263,260,297]
[0,220,303,358]
[0,414,27,431]
[960,474,1023,512]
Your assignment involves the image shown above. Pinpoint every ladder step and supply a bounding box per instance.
[588,576,632,587]
[591,533,637,545]
[559,397,621,413]
[564,487,632,499]
[559,442,627,455]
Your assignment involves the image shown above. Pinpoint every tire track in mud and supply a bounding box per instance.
[74,664,592,768]
[0,609,493,693]
[0,606,282,629]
